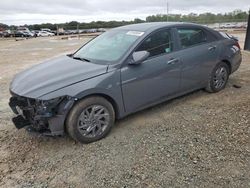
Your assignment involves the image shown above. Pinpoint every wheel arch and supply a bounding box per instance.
[221,59,232,74]
[64,92,121,135]
[78,93,120,119]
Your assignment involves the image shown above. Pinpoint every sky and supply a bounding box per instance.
[0,0,250,25]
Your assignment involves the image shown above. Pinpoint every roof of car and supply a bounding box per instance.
[115,22,201,32]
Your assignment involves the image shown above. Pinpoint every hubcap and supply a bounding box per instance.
[77,105,110,138]
[213,66,227,89]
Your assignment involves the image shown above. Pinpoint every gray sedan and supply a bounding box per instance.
[9,22,242,143]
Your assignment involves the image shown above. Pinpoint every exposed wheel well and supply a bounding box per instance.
[221,60,232,74]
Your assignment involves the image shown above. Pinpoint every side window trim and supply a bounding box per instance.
[176,26,209,50]
[204,28,218,42]
[134,28,175,59]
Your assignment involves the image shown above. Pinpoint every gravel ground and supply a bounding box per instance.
[0,34,249,187]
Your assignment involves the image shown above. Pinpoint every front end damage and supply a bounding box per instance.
[9,93,76,136]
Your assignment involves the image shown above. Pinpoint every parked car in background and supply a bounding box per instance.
[87,29,98,33]
[41,28,52,32]
[9,22,241,143]
[79,29,88,34]
[17,27,30,32]
[51,31,57,35]
[15,31,33,38]
[97,28,107,32]
[235,22,248,29]
[16,27,35,37]
[37,31,55,37]
[220,23,237,29]
[1,31,13,37]
[30,30,37,37]
[64,30,74,35]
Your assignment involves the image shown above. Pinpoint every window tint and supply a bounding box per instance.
[177,28,207,48]
[136,29,173,57]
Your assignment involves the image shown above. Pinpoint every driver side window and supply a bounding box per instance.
[136,29,173,58]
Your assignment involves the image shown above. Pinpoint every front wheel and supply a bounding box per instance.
[206,62,229,93]
[66,96,115,143]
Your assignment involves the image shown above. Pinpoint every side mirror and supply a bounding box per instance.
[129,51,150,65]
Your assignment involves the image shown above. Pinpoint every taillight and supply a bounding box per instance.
[235,41,241,50]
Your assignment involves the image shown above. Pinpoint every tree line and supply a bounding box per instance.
[146,9,248,23]
[0,9,248,31]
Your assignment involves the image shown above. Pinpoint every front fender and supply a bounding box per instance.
[39,70,125,119]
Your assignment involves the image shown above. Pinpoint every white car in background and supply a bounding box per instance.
[37,31,55,37]
[220,23,237,29]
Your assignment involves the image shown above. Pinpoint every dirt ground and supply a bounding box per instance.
[0,33,249,187]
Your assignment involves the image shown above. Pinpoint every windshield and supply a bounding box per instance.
[73,30,143,64]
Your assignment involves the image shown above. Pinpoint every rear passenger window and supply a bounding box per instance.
[177,28,207,49]
[136,29,173,57]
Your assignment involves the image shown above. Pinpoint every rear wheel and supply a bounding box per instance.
[66,96,115,143]
[206,62,229,93]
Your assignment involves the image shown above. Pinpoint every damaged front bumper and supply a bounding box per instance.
[9,93,76,136]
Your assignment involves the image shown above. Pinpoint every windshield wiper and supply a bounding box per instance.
[72,56,91,62]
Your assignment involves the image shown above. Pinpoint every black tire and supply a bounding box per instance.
[206,62,229,93]
[66,96,115,143]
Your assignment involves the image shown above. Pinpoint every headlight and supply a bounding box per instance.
[35,96,65,115]
[41,97,63,106]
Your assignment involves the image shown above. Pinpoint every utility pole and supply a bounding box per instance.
[77,24,80,39]
[244,9,250,50]
[166,0,169,22]
[56,25,59,36]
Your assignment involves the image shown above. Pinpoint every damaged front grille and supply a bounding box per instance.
[9,95,52,131]
[9,93,76,136]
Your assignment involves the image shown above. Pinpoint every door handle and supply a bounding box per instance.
[167,58,179,65]
[208,46,216,51]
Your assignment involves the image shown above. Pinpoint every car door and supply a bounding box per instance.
[121,28,182,113]
[175,27,220,91]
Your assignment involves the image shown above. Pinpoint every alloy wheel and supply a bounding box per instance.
[213,66,228,89]
[77,105,110,138]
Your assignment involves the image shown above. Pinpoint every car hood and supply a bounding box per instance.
[10,55,108,98]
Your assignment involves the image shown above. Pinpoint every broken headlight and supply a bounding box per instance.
[35,97,65,115]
